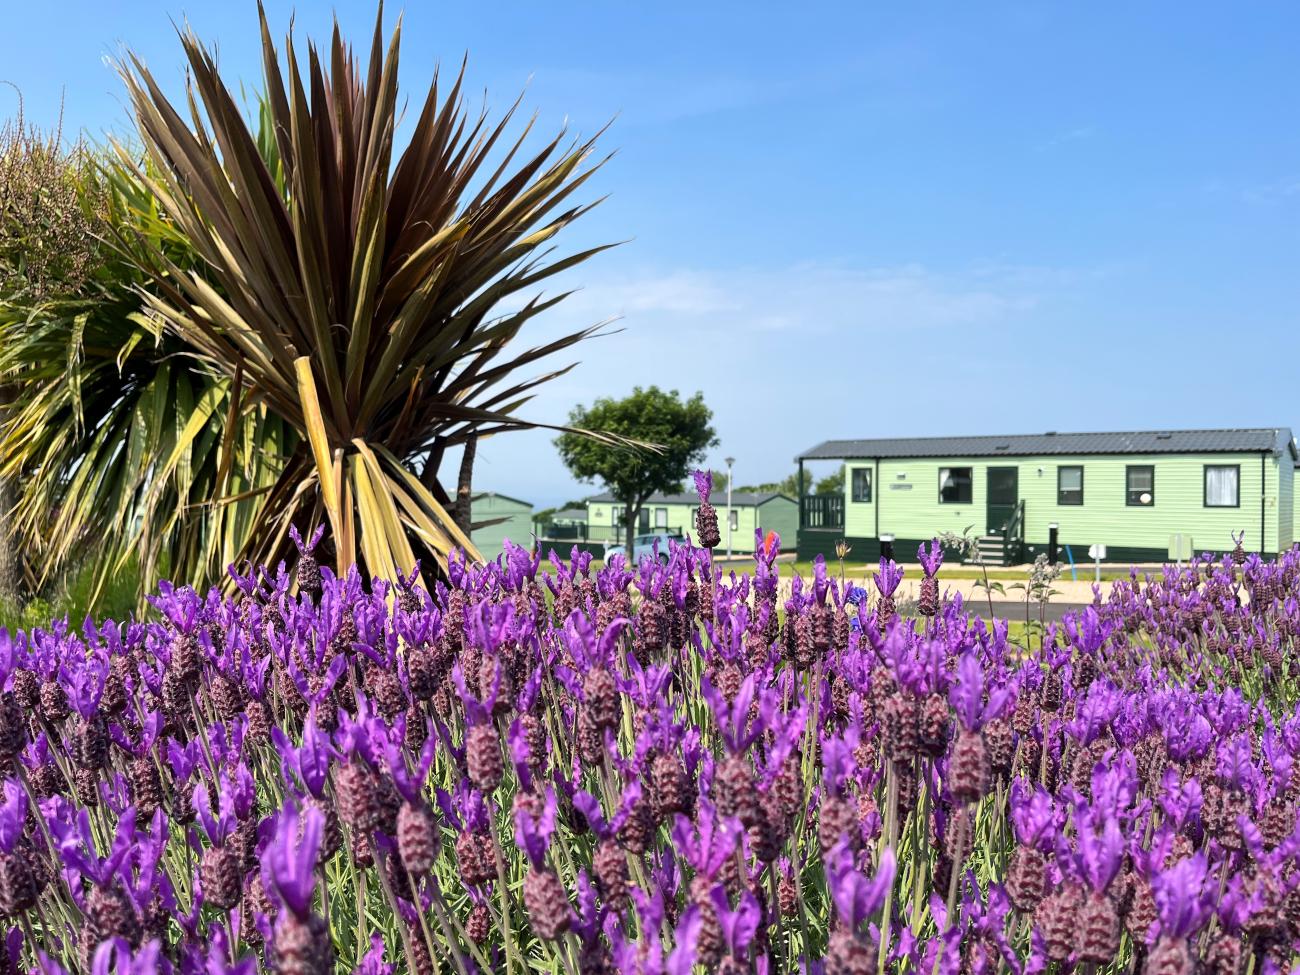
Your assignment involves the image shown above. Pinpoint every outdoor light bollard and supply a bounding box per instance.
[1048,522,1059,565]
[880,533,895,562]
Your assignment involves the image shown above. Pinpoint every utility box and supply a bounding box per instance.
[1168,534,1193,562]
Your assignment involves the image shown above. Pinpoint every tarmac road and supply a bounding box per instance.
[980,601,1085,622]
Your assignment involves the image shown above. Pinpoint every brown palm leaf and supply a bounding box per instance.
[114,3,637,583]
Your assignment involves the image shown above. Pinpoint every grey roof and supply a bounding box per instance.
[470,491,532,508]
[797,428,1298,462]
[552,508,587,521]
[586,491,792,507]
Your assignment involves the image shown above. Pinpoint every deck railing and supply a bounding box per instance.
[801,494,845,531]
[1004,500,1026,561]
[540,523,588,541]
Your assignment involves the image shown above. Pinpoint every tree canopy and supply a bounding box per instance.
[555,387,716,545]
[815,463,847,495]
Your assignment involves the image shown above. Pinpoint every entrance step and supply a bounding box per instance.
[967,533,1009,567]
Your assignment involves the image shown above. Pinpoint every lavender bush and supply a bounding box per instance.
[0,481,1298,974]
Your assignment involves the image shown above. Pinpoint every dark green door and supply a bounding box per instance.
[986,467,1018,534]
[638,508,651,532]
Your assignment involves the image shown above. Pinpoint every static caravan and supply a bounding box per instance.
[586,491,798,555]
[795,428,1296,565]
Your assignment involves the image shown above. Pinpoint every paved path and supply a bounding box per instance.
[776,573,1123,606]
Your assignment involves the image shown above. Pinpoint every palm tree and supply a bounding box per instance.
[113,5,625,586]
[0,139,292,604]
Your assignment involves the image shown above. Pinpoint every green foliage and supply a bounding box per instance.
[533,499,588,529]
[555,386,717,539]
[0,99,103,298]
[814,462,846,496]
[0,555,139,633]
[0,125,294,604]
[735,469,809,497]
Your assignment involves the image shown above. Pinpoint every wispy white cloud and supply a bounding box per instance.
[561,262,1053,336]
[1240,177,1300,205]
[1200,175,1300,206]
[472,259,1092,505]
[1035,125,1096,152]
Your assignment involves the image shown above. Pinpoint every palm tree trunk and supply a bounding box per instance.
[454,438,476,535]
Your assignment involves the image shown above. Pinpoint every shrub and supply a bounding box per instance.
[0,495,1296,972]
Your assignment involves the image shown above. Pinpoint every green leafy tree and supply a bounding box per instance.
[779,470,809,496]
[815,463,847,496]
[0,98,105,600]
[556,387,717,551]
[533,499,588,531]
[734,470,807,496]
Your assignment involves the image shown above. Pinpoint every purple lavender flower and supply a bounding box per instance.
[918,539,944,578]
[262,804,324,919]
[272,713,336,800]
[1151,853,1213,939]
[514,786,558,867]
[351,934,394,975]
[1010,780,1062,851]
[0,780,25,853]
[692,470,712,503]
[948,652,1012,732]
[873,557,904,599]
[825,842,896,929]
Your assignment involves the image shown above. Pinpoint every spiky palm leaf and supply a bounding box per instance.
[0,157,295,602]
[114,5,629,584]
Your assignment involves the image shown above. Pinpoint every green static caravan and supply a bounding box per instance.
[469,492,535,560]
[1294,461,1300,543]
[794,428,1298,565]
[585,491,799,554]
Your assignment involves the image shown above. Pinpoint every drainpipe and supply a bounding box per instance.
[874,457,880,543]
[1262,453,1268,556]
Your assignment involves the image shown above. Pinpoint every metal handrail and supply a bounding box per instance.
[1004,500,1026,560]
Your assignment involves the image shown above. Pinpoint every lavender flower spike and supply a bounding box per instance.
[264,804,324,919]
[827,841,897,930]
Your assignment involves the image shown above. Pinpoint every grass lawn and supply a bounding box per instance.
[576,555,1138,583]
[782,561,1139,582]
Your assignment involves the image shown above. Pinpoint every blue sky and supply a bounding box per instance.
[3,2,1298,507]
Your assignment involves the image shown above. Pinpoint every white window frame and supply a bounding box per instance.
[1204,464,1240,508]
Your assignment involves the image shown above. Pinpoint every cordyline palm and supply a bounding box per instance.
[114,5,625,585]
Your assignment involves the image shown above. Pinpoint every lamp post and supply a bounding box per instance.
[725,456,735,561]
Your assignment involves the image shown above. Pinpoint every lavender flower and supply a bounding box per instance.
[263,805,324,919]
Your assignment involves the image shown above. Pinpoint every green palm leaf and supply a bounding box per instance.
[0,137,298,605]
